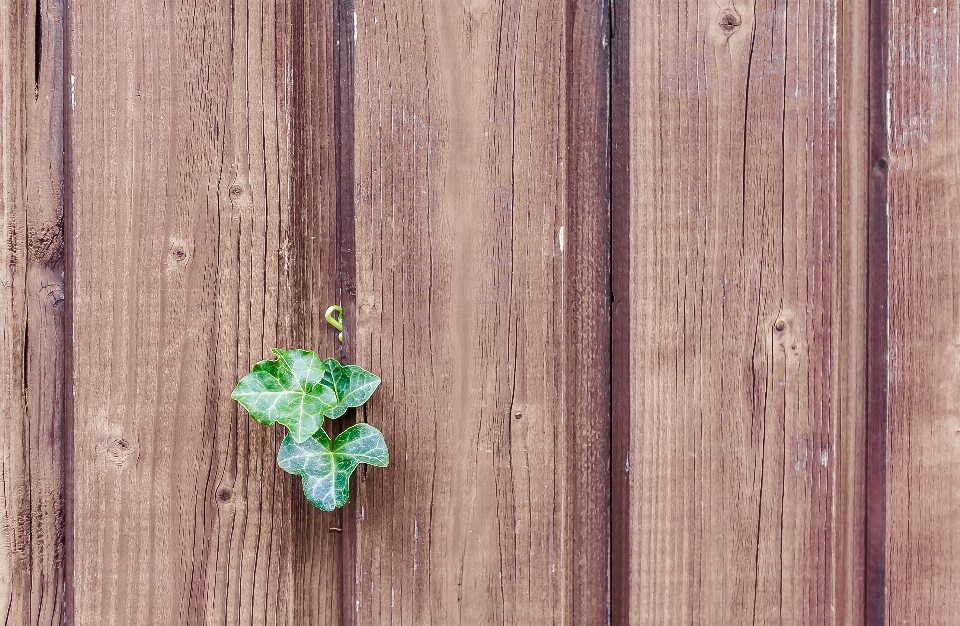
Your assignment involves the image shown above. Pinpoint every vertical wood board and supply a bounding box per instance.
[838,0,870,624]
[624,1,864,623]
[349,0,611,623]
[0,1,67,623]
[65,0,341,622]
[0,0,34,620]
[287,0,346,622]
[883,0,960,622]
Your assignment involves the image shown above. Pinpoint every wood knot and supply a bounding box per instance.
[105,438,134,467]
[229,184,245,199]
[27,223,64,266]
[41,282,64,308]
[169,243,188,262]
[718,7,742,34]
[166,237,191,273]
[216,488,233,503]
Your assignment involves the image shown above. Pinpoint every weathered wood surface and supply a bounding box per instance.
[6,0,960,623]
[66,0,340,622]
[0,1,34,621]
[864,0,888,622]
[349,0,611,623]
[0,1,66,623]
[839,0,870,624]
[622,1,866,623]
[286,0,344,624]
[883,0,960,622]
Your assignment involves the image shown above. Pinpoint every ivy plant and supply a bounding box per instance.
[232,348,388,511]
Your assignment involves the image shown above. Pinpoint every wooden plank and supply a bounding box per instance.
[625,1,862,622]
[864,0,888,621]
[331,0,358,621]
[565,0,612,622]
[25,1,67,623]
[0,0,34,620]
[1,0,67,623]
[610,0,632,623]
[838,0,870,624]
[349,0,610,622]
[66,1,340,622]
[287,0,344,622]
[883,0,960,621]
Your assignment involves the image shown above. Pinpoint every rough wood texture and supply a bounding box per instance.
[0,0,32,620]
[0,1,66,623]
[883,0,960,622]
[287,0,343,622]
[838,0,870,624]
[11,0,960,623]
[864,0,888,622]
[610,0,632,623]
[349,0,610,622]
[66,0,340,622]
[625,1,863,622]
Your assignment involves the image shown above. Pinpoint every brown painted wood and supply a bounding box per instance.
[25,1,67,623]
[65,0,340,622]
[565,0,611,622]
[0,0,35,620]
[838,0,871,625]
[882,0,960,622]
[864,0,889,623]
[625,1,865,622]
[287,0,344,623]
[349,0,611,622]
[611,0,631,621]
[331,0,360,621]
[0,1,67,623]
[13,1,953,623]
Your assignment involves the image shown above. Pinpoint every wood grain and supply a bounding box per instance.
[278,0,343,626]
[625,1,863,622]
[838,0,870,624]
[864,0,888,622]
[25,1,67,623]
[610,0,632,622]
[13,0,958,622]
[883,0,960,622]
[565,0,611,622]
[1,1,67,623]
[0,0,33,620]
[66,0,339,622]
[349,0,610,623]
[287,0,344,622]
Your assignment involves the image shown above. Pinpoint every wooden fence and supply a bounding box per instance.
[1,0,958,623]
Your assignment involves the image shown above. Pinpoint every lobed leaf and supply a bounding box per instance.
[319,358,381,419]
[278,423,389,511]
[232,349,337,443]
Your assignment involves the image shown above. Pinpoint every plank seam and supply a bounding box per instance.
[609,0,630,621]
[864,0,889,621]
[334,0,358,620]
[60,0,76,622]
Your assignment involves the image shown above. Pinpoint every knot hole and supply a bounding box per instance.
[718,8,742,34]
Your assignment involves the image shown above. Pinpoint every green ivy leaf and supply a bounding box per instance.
[319,358,381,419]
[278,423,389,511]
[232,349,336,443]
